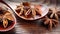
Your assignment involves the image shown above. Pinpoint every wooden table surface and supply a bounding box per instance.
[0,0,60,34]
[0,14,60,34]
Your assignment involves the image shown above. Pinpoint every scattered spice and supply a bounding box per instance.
[41,7,60,30]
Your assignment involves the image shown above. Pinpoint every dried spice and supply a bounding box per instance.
[41,16,59,30]
[50,7,59,19]
[22,2,30,6]
[15,2,42,18]
[41,7,60,30]
[0,7,13,28]
[3,18,8,28]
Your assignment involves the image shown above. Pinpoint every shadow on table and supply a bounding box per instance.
[15,14,49,34]
[0,28,16,34]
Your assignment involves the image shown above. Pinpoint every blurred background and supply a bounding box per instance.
[4,0,60,5]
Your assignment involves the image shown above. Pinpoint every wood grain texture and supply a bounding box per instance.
[0,14,60,34]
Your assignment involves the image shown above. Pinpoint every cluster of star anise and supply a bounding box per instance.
[15,2,60,30]
[15,2,42,18]
[0,7,13,28]
[41,7,60,30]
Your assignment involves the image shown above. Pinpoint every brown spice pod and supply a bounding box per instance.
[0,1,16,32]
[41,7,59,30]
[15,2,49,20]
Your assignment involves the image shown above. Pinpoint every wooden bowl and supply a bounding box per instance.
[8,2,49,20]
[0,2,16,32]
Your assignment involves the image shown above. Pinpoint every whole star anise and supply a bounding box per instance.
[49,7,60,20]
[41,16,59,30]
[41,7,60,30]
[15,2,42,18]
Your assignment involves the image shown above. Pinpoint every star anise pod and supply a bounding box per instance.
[15,4,24,15]
[3,18,8,28]
[49,7,60,20]
[41,7,59,30]
[25,5,42,18]
[3,11,13,28]
[15,2,42,18]
[41,16,59,30]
